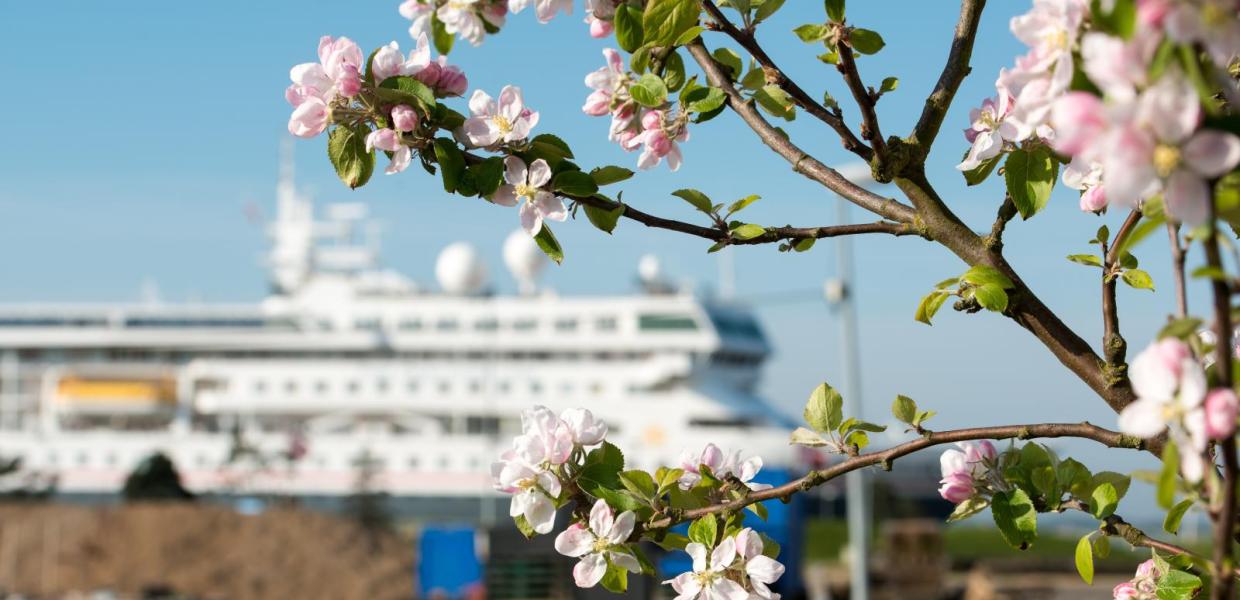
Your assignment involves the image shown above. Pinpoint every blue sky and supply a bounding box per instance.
[0,2,1215,521]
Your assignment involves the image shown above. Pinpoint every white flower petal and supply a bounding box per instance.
[573,553,608,588]
[503,156,528,186]
[1118,398,1169,438]
[710,537,737,570]
[527,159,552,188]
[686,542,708,573]
[589,499,614,538]
[745,555,786,584]
[1164,169,1210,227]
[555,525,596,558]
[1183,130,1240,178]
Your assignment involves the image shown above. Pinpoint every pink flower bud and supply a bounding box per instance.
[371,42,404,83]
[589,17,613,38]
[645,129,672,156]
[365,128,403,153]
[1205,388,1239,440]
[977,440,997,462]
[937,472,974,504]
[1112,582,1138,600]
[338,64,362,97]
[1137,0,1172,27]
[582,90,612,116]
[616,129,640,151]
[1080,186,1108,212]
[391,105,419,132]
[1134,559,1160,579]
[436,65,468,97]
[641,110,664,131]
[288,97,330,138]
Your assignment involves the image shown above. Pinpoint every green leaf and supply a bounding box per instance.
[793,238,816,252]
[1074,533,1094,584]
[1091,471,1131,501]
[753,0,785,22]
[946,496,989,522]
[794,23,830,43]
[1159,318,1204,341]
[513,514,536,539]
[740,63,766,90]
[687,514,718,546]
[991,488,1038,549]
[790,426,830,448]
[914,291,950,325]
[879,76,899,94]
[1158,442,1179,509]
[961,265,1014,289]
[600,563,629,593]
[674,25,705,46]
[584,201,625,234]
[552,170,599,196]
[431,15,454,55]
[1163,498,1193,535]
[615,4,644,52]
[1004,146,1058,220]
[712,47,744,80]
[754,84,796,120]
[685,87,727,114]
[663,51,687,92]
[844,430,869,449]
[643,0,701,48]
[972,284,1008,313]
[652,532,690,552]
[1090,483,1119,519]
[726,194,761,217]
[804,382,844,432]
[630,73,670,107]
[589,166,635,186]
[731,223,766,240]
[1067,254,1104,268]
[673,188,714,214]
[849,28,885,54]
[892,395,917,424]
[620,470,657,498]
[1155,570,1202,600]
[327,124,375,190]
[533,224,564,264]
[1093,535,1111,559]
[825,0,846,22]
[376,76,437,112]
[1121,269,1155,290]
[963,152,1002,186]
[656,467,685,495]
[529,133,575,162]
[469,157,505,199]
[432,138,466,193]
[914,410,936,426]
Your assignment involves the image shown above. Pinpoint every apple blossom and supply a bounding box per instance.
[416,57,470,97]
[1009,0,1087,89]
[438,0,490,46]
[492,157,566,235]
[514,404,574,466]
[1119,338,1209,481]
[560,407,608,446]
[492,449,561,534]
[721,450,774,492]
[583,49,628,116]
[677,443,726,489]
[664,538,748,600]
[734,528,786,600]
[1164,0,1240,66]
[462,86,540,147]
[937,441,996,503]
[287,97,330,138]
[553,499,640,588]
[1079,31,1160,100]
[957,93,1018,171]
[1062,156,1108,212]
[399,0,435,42]
[1112,582,1139,600]
[365,129,413,175]
[636,116,688,171]
[1204,388,1239,440]
[587,14,613,38]
[390,105,419,132]
[370,41,407,83]
[509,0,573,23]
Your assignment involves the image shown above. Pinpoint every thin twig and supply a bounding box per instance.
[834,28,886,158]
[684,40,917,224]
[1101,210,1142,369]
[1204,201,1237,600]
[698,0,872,161]
[909,0,988,159]
[644,421,1142,530]
[1168,223,1188,318]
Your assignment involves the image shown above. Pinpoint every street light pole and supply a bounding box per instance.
[826,164,872,600]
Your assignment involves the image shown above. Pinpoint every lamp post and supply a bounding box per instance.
[826,163,874,600]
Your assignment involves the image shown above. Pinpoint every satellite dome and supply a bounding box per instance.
[435,242,488,295]
[503,230,546,294]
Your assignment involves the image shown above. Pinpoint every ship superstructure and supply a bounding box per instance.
[0,158,796,500]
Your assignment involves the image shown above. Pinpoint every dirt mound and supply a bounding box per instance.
[0,502,414,600]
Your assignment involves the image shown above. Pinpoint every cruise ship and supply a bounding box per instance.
[0,156,798,505]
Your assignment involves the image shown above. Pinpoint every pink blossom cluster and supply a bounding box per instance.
[677,442,772,492]
[1119,338,1238,482]
[286,36,365,138]
[399,0,619,48]
[372,33,469,98]
[583,49,690,171]
[665,527,785,600]
[490,405,608,534]
[1113,559,1161,599]
[937,440,997,504]
[554,499,641,587]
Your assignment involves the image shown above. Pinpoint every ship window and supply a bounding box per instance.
[595,316,618,331]
[347,381,360,394]
[438,381,451,394]
[469,380,482,393]
[466,416,500,435]
[253,380,267,394]
[398,319,423,331]
[474,318,499,331]
[354,318,381,331]
[688,417,756,429]
[376,378,389,393]
[497,381,511,394]
[559,381,574,394]
[285,380,298,394]
[406,380,419,394]
[554,318,578,332]
[408,456,420,469]
[530,381,543,394]
[639,314,698,331]
[436,319,459,331]
[315,380,329,394]
[438,456,450,470]
[590,382,604,395]
[77,452,89,466]
[512,318,537,332]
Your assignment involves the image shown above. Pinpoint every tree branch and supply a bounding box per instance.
[1102,210,1142,369]
[1169,223,1189,318]
[644,421,1142,530]
[909,0,988,158]
[698,1,872,161]
[834,28,886,158]
[1204,202,1238,600]
[1059,500,1239,577]
[685,40,918,224]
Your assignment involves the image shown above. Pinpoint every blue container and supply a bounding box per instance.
[419,526,483,598]
[657,467,803,593]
